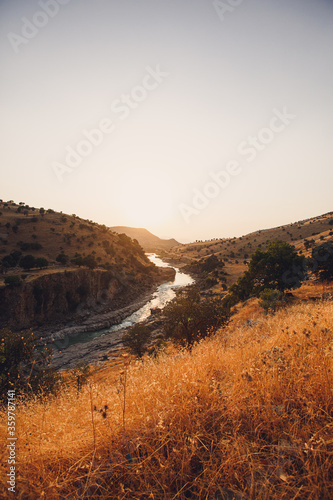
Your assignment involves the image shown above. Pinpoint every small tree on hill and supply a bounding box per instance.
[35,257,48,269]
[311,241,333,281]
[258,288,285,315]
[83,254,97,269]
[20,254,36,270]
[56,253,69,265]
[229,240,306,305]
[163,287,230,347]
[71,253,83,267]
[4,275,22,287]
[122,324,152,358]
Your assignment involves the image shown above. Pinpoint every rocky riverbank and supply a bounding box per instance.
[34,266,175,341]
[50,312,163,371]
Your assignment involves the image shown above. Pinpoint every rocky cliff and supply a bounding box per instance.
[0,266,175,333]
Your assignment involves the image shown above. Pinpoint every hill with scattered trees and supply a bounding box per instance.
[169,211,333,292]
[1,205,333,498]
[0,200,174,332]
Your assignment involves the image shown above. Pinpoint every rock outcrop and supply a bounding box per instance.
[0,266,175,334]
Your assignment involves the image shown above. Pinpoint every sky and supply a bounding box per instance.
[1,0,332,243]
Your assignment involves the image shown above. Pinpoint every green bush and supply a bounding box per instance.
[311,241,333,281]
[35,257,48,269]
[20,255,36,270]
[4,275,22,287]
[83,254,97,269]
[17,242,42,251]
[122,324,152,358]
[56,253,69,265]
[229,240,306,305]
[258,288,285,315]
[71,253,83,267]
[163,288,230,347]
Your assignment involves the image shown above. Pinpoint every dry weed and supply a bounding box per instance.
[1,300,332,499]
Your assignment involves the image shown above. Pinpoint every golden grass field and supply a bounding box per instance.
[1,283,333,499]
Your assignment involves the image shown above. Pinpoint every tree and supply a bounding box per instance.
[122,324,152,358]
[163,288,230,346]
[258,288,285,315]
[311,241,333,281]
[56,253,69,265]
[4,275,22,287]
[83,254,97,269]
[20,255,36,270]
[201,254,221,272]
[71,253,84,267]
[2,254,16,268]
[35,257,48,269]
[229,240,306,304]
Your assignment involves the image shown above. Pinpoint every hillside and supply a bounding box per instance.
[169,211,333,291]
[1,282,332,499]
[110,226,179,252]
[0,201,153,277]
[0,200,174,332]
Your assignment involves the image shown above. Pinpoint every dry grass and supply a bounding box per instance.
[1,299,333,499]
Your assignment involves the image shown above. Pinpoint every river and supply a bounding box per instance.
[53,254,194,349]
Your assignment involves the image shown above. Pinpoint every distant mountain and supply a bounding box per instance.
[110,226,179,252]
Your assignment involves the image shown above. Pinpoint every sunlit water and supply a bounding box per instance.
[108,253,194,330]
[53,254,194,347]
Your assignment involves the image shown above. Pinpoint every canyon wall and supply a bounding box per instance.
[0,267,175,332]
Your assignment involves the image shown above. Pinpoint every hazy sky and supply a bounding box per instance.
[1,0,332,243]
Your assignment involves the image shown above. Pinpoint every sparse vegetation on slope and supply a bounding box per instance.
[1,290,332,499]
[0,200,175,332]
[170,211,333,291]
[0,200,155,285]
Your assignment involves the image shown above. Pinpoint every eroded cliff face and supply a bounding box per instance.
[0,267,175,332]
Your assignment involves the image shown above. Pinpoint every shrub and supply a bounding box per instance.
[229,240,306,304]
[2,254,15,268]
[56,253,69,265]
[4,275,22,287]
[31,242,42,251]
[122,324,152,358]
[83,254,97,269]
[258,288,285,315]
[71,253,83,267]
[201,255,221,273]
[163,288,230,346]
[311,241,333,281]
[20,255,36,270]
[0,328,60,400]
[35,257,48,269]
[17,241,42,251]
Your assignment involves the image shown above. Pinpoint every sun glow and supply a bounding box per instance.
[115,168,174,227]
